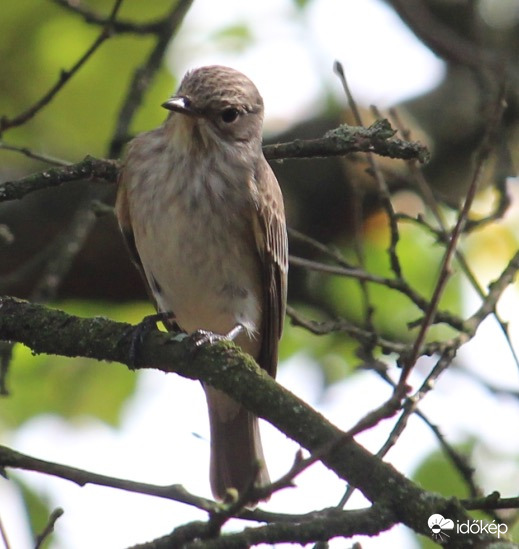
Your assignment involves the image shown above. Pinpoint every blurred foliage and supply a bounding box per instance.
[209,23,254,52]
[412,440,519,547]
[281,310,358,386]
[413,442,475,500]
[13,477,54,548]
[1,1,519,547]
[321,209,463,343]
[0,0,176,164]
[0,300,155,430]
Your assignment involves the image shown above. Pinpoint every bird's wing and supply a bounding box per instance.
[115,167,164,314]
[251,157,288,379]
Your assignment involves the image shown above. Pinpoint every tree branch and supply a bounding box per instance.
[135,505,396,549]
[263,119,429,163]
[0,296,505,547]
[0,122,428,203]
[108,0,195,158]
[0,156,118,202]
[0,443,217,513]
[0,0,125,135]
[51,0,167,34]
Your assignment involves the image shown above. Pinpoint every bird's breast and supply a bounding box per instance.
[128,161,263,355]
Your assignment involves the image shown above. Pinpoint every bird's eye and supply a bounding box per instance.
[220,108,240,123]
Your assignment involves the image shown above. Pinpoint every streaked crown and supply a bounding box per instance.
[177,65,264,115]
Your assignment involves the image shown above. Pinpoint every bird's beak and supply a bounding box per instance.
[161,96,199,116]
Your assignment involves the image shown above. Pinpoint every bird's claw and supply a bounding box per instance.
[189,324,245,350]
[123,312,176,368]
[189,329,227,349]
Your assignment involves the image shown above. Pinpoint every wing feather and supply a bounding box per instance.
[252,158,288,378]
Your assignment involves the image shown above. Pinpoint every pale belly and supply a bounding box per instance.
[131,196,263,358]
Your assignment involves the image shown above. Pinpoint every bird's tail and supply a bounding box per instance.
[204,386,270,501]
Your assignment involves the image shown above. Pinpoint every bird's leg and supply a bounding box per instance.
[225,324,245,341]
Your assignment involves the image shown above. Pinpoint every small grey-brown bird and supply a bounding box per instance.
[116,65,288,500]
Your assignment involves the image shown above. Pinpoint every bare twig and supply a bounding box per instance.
[0,124,427,203]
[52,0,166,34]
[0,0,125,135]
[108,0,195,158]
[0,513,11,549]
[461,493,519,511]
[0,141,70,166]
[133,505,396,549]
[0,342,13,395]
[0,444,216,514]
[334,61,403,281]
[372,366,480,500]
[287,305,409,356]
[34,508,64,549]
[30,203,98,302]
[389,106,519,372]
[398,82,508,387]
[288,255,466,332]
[288,228,356,269]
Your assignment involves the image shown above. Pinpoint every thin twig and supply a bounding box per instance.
[0,141,70,166]
[0,0,125,134]
[52,0,165,34]
[389,106,519,373]
[34,508,64,549]
[0,342,13,395]
[30,203,98,302]
[0,444,216,513]
[372,366,481,501]
[398,82,508,387]
[334,61,403,279]
[288,255,466,332]
[461,493,519,511]
[108,0,195,158]
[288,228,355,269]
[0,513,11,549]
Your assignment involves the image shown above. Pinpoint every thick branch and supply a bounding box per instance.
[0,296,503,547]
[0,156,119,202]
[136,505,396,549]
[263,119,429,163]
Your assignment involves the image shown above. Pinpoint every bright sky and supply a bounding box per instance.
[170,0,445,126]
[3,1,519,549]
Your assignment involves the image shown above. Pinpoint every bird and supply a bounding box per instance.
[115,65,288,500]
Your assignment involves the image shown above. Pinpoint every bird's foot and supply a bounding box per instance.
[189,324,245,349]
[124,312,177,368]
